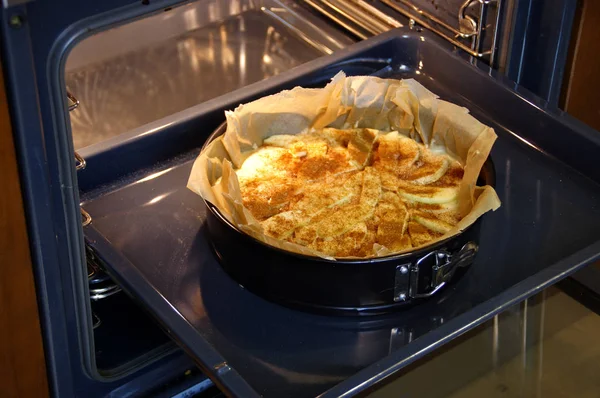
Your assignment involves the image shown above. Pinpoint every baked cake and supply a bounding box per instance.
[236,127,464,257]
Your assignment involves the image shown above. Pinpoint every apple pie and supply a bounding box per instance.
[188,72,501,260]
[236,127,465,257]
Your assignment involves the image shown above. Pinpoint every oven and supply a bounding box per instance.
[2,0,598,397]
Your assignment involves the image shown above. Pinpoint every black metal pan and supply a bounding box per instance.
[203,122,496,315]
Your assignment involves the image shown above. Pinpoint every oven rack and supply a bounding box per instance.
[303,0,501,63]
[68,91,93,226]
[67,90,91,226]
[68,89,121,308]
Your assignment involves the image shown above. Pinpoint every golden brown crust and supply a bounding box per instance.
[236,128,464,257]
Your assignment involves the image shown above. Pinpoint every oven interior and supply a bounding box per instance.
[59,0,585,393]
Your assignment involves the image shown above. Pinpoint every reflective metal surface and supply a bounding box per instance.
[380,0,500,59]
[80,208,92,227]
[66,0,352,149]
[67,90,79,111]
[303,0,502,61]
[303,0,401,37]
[391,0,495,35]
[367,284,600,397]
[74,151,86,170]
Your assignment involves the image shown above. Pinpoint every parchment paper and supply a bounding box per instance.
[188,72,501,259]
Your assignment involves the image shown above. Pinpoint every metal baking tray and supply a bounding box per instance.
[80,29,600,397]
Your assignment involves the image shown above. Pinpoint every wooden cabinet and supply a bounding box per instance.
[562,0,600,130]
[0,59,49,397]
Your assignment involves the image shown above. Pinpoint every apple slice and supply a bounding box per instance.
[263,134,299,148]
[375,131,421,174]
[359,167,382,208]
[408,157,450,185]
[397,182,458,204]
[347,128,378,168]
[316,203,375,238]
[261,210,311,240]
[412,212,454,234]
[408,221,442,247]
[313,222,370,257]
